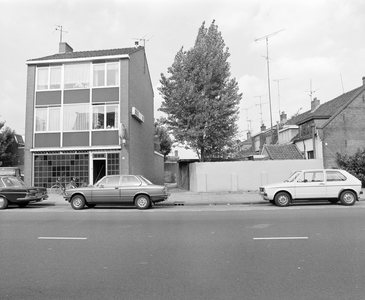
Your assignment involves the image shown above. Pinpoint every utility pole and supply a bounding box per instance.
[273,78,289,120]
[254,29,284,143]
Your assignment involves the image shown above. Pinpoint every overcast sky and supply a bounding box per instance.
[1,0,364,144]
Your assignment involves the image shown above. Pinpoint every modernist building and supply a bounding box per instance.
[24,42,163,187]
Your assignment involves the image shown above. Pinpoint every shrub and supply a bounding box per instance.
[336,148,365,187]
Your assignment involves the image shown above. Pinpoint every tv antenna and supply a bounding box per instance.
[273,78,289,119]
[55,25,69,43]
[132,35,154,73]
[254,29,285,143]
[254,95,268,125]
[306,79,318,101]
[242,107,253,132]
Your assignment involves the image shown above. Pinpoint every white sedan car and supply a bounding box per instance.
[259,169,363,207]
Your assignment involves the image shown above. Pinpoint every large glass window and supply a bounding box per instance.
[63,104,89,131]
[92,104,118,129]
[64,63,90,89]
[35,107,61,132]
[36,66,61,90]
[93,62,119,87]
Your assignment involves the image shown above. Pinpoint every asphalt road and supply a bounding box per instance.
[1,204,365,300]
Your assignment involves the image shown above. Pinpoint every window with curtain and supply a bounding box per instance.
[92,62,119,87]
[35,107,61,132]
[92,104,118,130]
[50,67,61,89]
[107,63,118,86]
[35,108,47,131]
[93,64,105,87]
[37,68,48,90]
[36,66,61,90]
[63,104,89,131]
[64,63,90,89]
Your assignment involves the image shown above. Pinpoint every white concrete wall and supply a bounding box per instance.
[189,159,323,192]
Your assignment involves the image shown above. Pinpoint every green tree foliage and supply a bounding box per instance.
[336,148,365,187]
[0,122,16,166]
[158,20,242,162]
[154,118,172,161]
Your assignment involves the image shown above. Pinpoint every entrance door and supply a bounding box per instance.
[93,159,106,184]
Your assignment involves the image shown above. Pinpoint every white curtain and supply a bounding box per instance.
[64,64,90,89]
[63,104,89,131]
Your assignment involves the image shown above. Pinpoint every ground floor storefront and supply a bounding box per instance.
[32,150,120,188]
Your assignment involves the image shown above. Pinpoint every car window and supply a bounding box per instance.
[2,176,25,187]
[326,171,346,182]
[121,176,141,186]
[139,176,153,185]
[96,176,120,187]
[0,179,4,187]
[299,171,324,183]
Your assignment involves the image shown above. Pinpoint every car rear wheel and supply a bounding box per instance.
[0,196,8,210]
[274,192,291,207]
[70,195,86,210]
[135,195,151,210]
[339,190,356,206]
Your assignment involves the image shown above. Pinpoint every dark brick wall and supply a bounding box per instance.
[321,90,365,168]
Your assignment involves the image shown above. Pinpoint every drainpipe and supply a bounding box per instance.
[311,123,316,159]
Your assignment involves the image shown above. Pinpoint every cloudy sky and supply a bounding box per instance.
[1,0,364,143]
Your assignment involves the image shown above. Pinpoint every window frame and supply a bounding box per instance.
[92,103,119,130]
[35,106,61,132]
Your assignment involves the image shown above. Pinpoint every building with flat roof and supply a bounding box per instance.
[24,42,164,187]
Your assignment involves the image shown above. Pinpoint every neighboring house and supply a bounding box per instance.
[292,77,365,168]
[254,77,365,167]
[24,42,164,188]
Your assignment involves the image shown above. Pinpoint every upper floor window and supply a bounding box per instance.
[36,66,61,90]
[35,107,61,132]
[63,104,89,131]
[92,104,119,130]
[93,62,119,87]
[64,63,90,89]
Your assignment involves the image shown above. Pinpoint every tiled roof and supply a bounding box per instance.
[27,47,142,62]
[263,144,303,160]
[286,84,365,126]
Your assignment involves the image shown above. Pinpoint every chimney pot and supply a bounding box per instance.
[362,76,365,86]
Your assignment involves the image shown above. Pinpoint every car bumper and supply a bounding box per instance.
[17,194,48,202]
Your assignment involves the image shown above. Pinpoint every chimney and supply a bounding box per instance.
[59,42,73,53]
[362,76,365,86]
[311,97,320,112]
[246,131,251,140]
[174,150,178,157]
[260,123,266,132]
[280,111,287,123]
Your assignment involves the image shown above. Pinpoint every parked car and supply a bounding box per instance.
[0,167,23,180]
[64,175,169,210]
[0,176,48,209]
[259,169,363,207]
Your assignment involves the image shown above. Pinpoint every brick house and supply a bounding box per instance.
[293,77,365,168]
[24,42,164,187]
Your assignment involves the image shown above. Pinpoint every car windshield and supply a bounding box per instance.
[285,171,301,182]
[1,176,26,187]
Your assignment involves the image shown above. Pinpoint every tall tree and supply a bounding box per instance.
[0,122,16,166]
[158,20,242,162]
[154,118,173,161]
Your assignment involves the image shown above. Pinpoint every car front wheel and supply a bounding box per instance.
[339,190,356,206]
[274,192,291,207]
[70,195,86,210]
[0,196,8,210]
[135,195,151,210]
